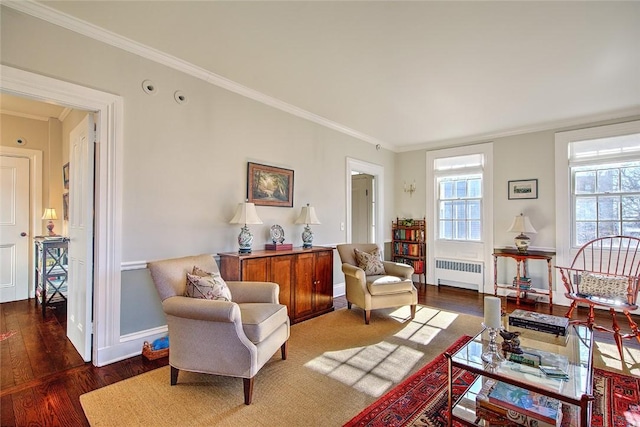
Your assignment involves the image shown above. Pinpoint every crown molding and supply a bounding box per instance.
[3,0,393,151]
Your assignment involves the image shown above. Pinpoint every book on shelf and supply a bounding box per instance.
[486,381,562,426]
[476,379,562,427]
[508,309,569,336]
[508,350,542,368]
[512,276,532,289]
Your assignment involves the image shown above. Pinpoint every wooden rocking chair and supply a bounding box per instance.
[556,235,640,359]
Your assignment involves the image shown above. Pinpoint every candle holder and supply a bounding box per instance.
[481,324,505,368]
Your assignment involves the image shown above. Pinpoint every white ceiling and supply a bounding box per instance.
[11,1,640,151]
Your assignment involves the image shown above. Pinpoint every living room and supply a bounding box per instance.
[1,1,639,425]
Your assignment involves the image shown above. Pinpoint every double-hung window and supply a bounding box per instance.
[570,133,640,246]
[435,154,483,241]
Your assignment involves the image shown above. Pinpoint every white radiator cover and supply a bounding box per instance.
[434,258,484,291]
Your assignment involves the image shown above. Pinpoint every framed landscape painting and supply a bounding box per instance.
[247,162,294,207]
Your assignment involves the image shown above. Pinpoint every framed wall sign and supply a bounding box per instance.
[247,162,294,207]
[508,179,538,200]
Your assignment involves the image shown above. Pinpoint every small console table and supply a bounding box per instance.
[34,236,69,317]
[492,248,556,307]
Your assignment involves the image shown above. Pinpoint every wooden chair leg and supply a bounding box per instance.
[624,310,640,345]
[610,308,624,360]
[281,340,288,360]
[364,310,371,325]
[243,377,254,405]
[410,304,416,320]
[587,305,596,329]
[565,301,578,320]
[170,366,179,385]
[347,301,352,310]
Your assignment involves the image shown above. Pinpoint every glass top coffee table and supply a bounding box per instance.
[445,323,594,426]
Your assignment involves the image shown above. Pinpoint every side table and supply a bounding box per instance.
[493,248,555,307]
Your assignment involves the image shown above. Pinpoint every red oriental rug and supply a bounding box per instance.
[344,336,640,427]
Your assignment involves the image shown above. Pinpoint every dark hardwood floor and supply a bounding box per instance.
[1,285,637,426]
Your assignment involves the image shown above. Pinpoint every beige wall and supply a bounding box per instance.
[396,116,640,251]
[1,8,395,259]
[1,114,65,235]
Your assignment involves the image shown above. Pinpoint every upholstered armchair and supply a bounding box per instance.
[148,254,290,405]
[337,243,417,324]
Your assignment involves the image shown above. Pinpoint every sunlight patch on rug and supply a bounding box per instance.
[305,340,424,397]
[393,306,459,345]
[595,341,640,375]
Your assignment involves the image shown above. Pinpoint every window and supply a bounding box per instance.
[435,154,484,241]
[569,132,640,246]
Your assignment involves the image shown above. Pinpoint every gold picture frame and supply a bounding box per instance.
[247,162,294,207]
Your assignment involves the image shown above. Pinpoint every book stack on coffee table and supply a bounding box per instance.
[508,309,569,336]
[476,379,563,427]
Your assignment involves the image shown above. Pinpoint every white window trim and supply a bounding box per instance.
[426,142,494,292]
[555,119,640,306]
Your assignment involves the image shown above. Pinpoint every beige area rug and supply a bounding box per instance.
[80,305,635,426]
[81,305,485,426]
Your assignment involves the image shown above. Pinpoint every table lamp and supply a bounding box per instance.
[507,213,537,253]
[229,202,262,254]
[295,203,320,249]
[42,208,58,236]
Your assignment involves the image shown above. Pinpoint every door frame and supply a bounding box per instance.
[346,157,385,250]
[1,65,124,367]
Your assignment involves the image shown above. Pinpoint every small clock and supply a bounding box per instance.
[270,225,285,244]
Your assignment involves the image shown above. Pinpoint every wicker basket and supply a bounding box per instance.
[142,341,169,360]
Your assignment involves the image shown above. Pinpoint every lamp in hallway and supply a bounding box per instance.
[295,203,321,249]
[42,208,58,236]
[507,213,537,253]
[229,202,262,254]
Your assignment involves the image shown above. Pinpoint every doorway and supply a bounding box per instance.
[346,157,385,251]
[1,64,123,366]
[351,173,374,244]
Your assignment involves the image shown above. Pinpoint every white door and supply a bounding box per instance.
[67,115,95,362]
[352,174,374,243]
[0,156,30,303]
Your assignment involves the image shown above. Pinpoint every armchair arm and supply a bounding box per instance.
[226,281,279,303]
[162,296,240,322]
[342,263,366,282]
[382,261,414,279]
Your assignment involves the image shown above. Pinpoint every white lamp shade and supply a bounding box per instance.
[295,204,321,225]
[507,213,537,234]
[42,208,58,220]
[230,202,263,225]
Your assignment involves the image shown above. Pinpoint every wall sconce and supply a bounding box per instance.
[404,180,416,197]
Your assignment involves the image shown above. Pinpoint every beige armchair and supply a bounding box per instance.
[148,254,290,405]
[337,243,417,324]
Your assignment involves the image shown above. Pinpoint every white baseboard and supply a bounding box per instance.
[94,325,168,367]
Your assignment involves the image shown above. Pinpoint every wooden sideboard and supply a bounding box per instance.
[218,246,334,324]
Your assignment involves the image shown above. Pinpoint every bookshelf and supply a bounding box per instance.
[392,217,426,285]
